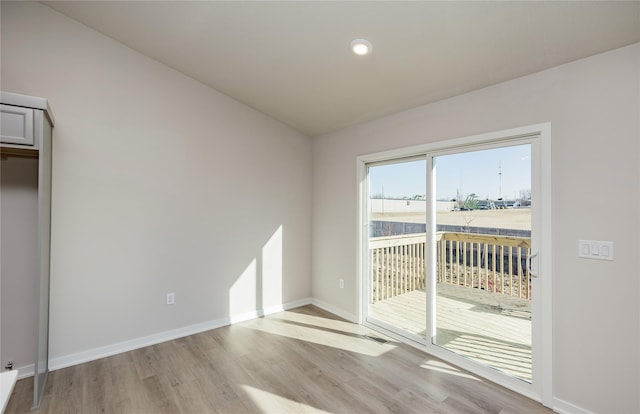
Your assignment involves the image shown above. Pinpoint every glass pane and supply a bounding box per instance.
[367,159,427,340]
[434,144,532,382]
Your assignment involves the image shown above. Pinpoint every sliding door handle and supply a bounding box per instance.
[527,251,539,277]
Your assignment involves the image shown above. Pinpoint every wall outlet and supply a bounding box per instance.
[339,279,344,289]
[166,292,175,305]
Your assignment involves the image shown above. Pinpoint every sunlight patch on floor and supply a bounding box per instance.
[240,384,331,414]
[240,314,397,357]
[420,359,480,381]
[274,311,368,336]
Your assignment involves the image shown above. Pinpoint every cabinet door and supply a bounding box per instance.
[1,104,34,146]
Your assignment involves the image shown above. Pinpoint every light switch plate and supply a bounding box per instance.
[166,292,175,305]
[578,240,614,261]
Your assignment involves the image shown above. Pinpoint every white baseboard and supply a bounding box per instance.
[310,298,357,322]
[49,316,230,371]
[49,297,313,372]
[229,297,313,324]
[270,297,313,314]
[552,397,595,414]
[13,363,34,380]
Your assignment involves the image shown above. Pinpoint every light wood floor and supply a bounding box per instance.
[369,284,532,381]
[6,305,551,413]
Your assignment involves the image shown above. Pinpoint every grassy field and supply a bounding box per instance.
[371,208,531,230]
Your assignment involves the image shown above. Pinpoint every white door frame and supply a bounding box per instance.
[357,123,552,407]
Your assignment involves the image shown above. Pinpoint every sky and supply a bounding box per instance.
[369,144,531,200]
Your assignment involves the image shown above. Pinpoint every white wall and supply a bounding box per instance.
[312,44,640,413]
[1,1,311,369]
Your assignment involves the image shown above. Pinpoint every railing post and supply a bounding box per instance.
[476,241,481,289]
[383,246,388,300]
[462,241,467,287]
[517,247,523,298]
[483,243,489,292]
[421,241,426,289]
[508,246,513,297]
[375,248,380,303]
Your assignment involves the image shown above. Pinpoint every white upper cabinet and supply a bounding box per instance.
[1,104,35,146]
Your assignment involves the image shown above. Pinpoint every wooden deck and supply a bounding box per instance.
[369,283,532,382]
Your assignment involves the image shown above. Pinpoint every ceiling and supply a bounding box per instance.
[44,1,640,137]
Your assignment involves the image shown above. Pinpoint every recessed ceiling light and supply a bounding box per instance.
[350,39,372,56]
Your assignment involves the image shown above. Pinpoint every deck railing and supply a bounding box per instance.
[369,234,427,302]
[369,232,531,303]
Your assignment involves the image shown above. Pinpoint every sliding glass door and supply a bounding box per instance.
[360,126,551,404]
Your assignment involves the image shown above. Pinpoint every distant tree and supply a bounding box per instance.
[462,215,476,232]
[462,193,479,210]
[516,189,531,206]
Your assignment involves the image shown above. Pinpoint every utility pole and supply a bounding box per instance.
[498,161,502,200]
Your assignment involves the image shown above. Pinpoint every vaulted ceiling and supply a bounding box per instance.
[44,1,640,137]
